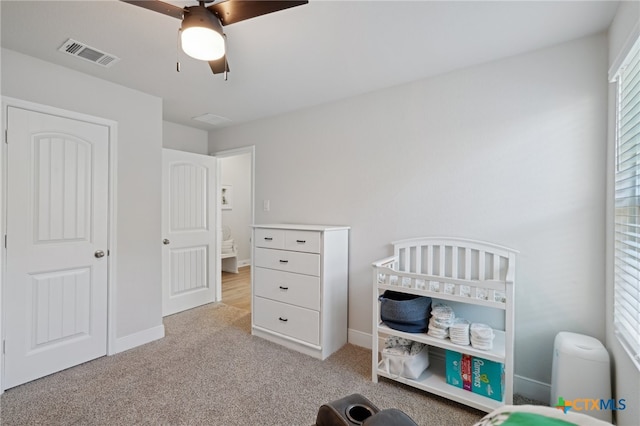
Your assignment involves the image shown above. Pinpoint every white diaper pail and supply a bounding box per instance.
[550,332,612,423]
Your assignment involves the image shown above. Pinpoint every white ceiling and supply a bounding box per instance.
[1,0,619,130]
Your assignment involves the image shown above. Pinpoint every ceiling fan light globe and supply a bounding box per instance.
[181,27,225,61]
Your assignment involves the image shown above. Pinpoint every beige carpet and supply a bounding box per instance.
[1,303,487,425]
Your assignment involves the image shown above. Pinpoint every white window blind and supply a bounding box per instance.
[614,35,640,369]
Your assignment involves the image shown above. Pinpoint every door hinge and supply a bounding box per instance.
[4,129,7,144]
[2,340,5,355]
[4,234,6,249]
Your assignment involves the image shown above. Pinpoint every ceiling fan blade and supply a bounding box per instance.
[120,0,184,20]
[208,0,308,26]
[209,56,230,74]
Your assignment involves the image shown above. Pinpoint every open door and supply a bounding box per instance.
[162,149,217,316]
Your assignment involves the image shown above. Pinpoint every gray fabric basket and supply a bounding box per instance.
[379,291,431,333]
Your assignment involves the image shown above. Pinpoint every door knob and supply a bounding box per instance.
[95,250,105,258]
[163,239,170,245]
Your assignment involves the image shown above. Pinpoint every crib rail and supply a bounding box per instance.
[373,262,506,308]
[393,237,516,282]
[373,237,517,309]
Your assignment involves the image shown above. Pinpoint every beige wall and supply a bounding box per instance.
[209,34,609,403]
[163,121,209,155]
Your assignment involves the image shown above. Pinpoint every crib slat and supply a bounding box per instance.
[400,247,407,271]
[439,245,445,276]
[493,254,500,280]
[465,248,471,280]
[452,246,458,279]
[410,246,416,273]
[479,250,486,280]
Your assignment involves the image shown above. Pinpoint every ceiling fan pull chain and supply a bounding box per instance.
[176,28,182,72]
[223,34,228,81]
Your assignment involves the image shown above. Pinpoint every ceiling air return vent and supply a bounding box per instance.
[192,113,232,127]
[58,39,120,68]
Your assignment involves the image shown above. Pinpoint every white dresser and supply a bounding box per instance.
[251,224,350,360]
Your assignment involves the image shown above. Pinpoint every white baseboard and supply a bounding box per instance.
[347,328,550,404]
[112,324,165,354]
[514,375,551,404]
[238,259,251,268]
[348,328,372,349]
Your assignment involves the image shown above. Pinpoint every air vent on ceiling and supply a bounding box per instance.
[58,39,120,68]
[192,113,232,127]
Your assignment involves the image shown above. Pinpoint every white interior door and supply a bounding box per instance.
[162,149,217,316]
[3,106,109,389]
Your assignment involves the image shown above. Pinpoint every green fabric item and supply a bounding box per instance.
[482,411,577,426]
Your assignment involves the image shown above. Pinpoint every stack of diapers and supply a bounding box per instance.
[427,304,455,338]
[381,336,429,379]
[470,323,495,350]
[449,318,471,346]
[426,304,495,350]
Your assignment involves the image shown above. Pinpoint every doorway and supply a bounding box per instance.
[214,146,254,311]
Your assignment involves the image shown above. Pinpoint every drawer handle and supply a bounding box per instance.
[296,240,306,243]
[264,237,273,241]
[278,317,288,322]
[279,260,289,264]
[278,286,289,291]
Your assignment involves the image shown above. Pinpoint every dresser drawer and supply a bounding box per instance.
[254,267,320,311]
[284,230,321,253]
[254,228,285,249]
[254,247,320,276]
[253,297,320,345]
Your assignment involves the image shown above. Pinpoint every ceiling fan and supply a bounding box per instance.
[121,0,308,76]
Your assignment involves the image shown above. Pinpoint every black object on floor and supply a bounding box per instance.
[315,394,379,426]
[362,408,419,426]
[315,394,419,426]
